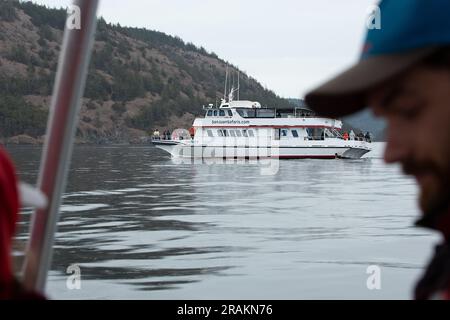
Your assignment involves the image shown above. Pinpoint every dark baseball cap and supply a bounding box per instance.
[305,0,450,118]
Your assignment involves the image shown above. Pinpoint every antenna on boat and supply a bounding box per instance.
[232,70,235,96]
[224,66,228,101]
[228,85,234,102]
[237,71,240,101]
[228,69,231,102]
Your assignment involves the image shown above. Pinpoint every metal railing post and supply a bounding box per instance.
[22,0,99,293]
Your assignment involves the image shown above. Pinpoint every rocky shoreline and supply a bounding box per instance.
[1,134,152,146]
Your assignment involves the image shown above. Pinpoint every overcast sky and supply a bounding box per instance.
[32,0,376,99]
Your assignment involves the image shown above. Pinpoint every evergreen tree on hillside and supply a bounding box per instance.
[0,96,47,138]
[0,0,18,22]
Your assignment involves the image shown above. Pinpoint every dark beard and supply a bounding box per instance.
[423,186,450,216]
[415,188,450,230]
[402,159,450,229]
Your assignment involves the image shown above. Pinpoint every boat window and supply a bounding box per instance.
[207,129,213,137]
[242,130,248,137]
[248,129,255,137]
[256,109,275,118]
[217,129,223,137]
[281,129,288,137]
[236,108,256,118]
[213,110,218,116]
[207,110,213,117]
[236,130,242,137]
[223,129,228,137]
[291,129,299,138]
[227,110,233,117]
[307,128,324,140]
[324,128,334,138]
[219,110,225,117]
[319,129,325,140]
[230,130,236,137]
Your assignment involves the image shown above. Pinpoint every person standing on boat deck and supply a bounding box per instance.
[306,0,450,299]
[342,131,349,141]
[153,129,160,140]
[357,132,364,141]
[189,127,195,139]
[349,130,355,141]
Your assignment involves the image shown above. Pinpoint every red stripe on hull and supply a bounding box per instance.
[196,155,337,160]
[277,155,336,159]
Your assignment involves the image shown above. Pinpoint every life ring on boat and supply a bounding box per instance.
[172,128,191,140]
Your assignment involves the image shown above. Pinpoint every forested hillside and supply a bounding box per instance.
[0,0,293,144]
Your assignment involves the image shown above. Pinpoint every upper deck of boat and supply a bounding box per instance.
[203,100,318,119]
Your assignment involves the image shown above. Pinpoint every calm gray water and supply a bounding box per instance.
[8,143,439,299]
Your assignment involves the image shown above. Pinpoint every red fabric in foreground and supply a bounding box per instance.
[0,147,44,300]
[0,146,19,298]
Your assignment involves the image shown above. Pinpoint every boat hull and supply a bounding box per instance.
[152,140,371,159]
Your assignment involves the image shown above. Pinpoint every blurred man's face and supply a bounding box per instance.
[368,65,450,216]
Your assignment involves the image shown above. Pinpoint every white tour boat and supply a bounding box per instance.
[152,92,371,160]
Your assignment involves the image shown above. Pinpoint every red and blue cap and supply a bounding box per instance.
[305,0,450,117]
